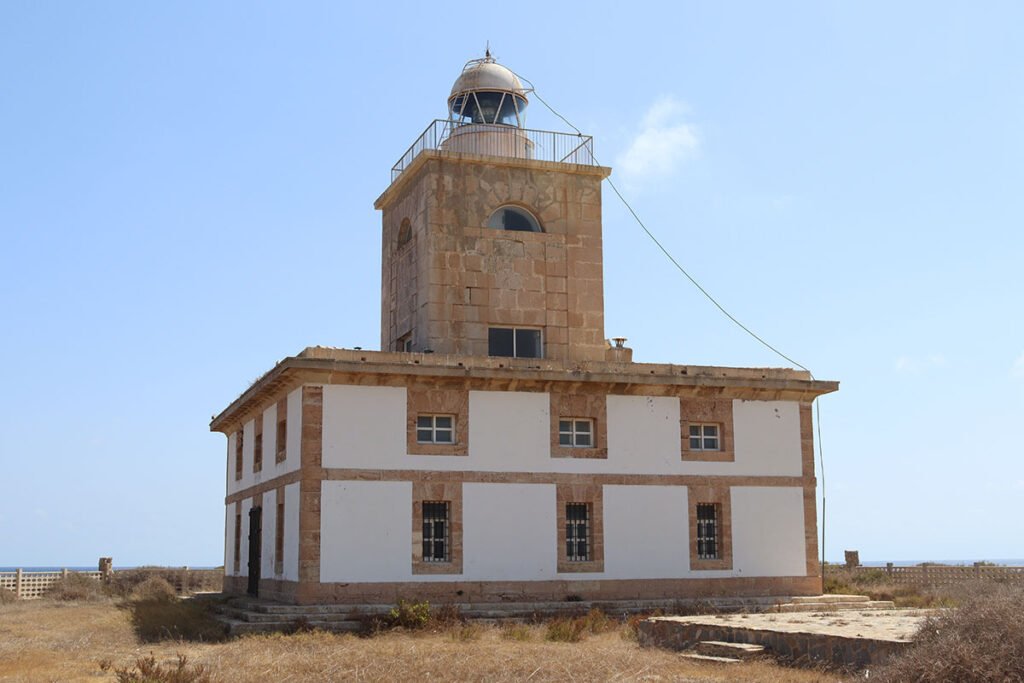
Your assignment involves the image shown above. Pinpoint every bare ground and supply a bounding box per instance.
[0,600,847,682]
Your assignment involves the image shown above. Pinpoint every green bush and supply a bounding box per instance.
[383,599,432,630]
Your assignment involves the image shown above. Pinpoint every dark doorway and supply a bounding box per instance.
[247,506,262,596]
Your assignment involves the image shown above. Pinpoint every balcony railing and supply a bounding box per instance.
[391,119,596,182]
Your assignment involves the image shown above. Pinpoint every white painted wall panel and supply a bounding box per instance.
[466,392,550,470]
[322,386,407,468]
[320,480,413,582]
[681,400,803,477]
[603,485,688,579]
[260,489,276,579]
[283,482,300,581]
[606,396,682,470]
[732,486,807,576]
[463,483,556,580]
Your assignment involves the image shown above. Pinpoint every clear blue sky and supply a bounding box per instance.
[1,2,1021,567]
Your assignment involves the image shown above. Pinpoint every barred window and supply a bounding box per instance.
[559,419,594,447]
[565,503,590,561]
[275,397,287,464]
[689,424,720,451]
[417,415,454,444]
[253,420,263,473]
[422,501,450,562]
[696,503,719,560]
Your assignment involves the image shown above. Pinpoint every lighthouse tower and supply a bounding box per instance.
[376,53,612,362]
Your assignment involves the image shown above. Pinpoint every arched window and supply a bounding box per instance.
[397,218,412,247]
[487,206,542,232]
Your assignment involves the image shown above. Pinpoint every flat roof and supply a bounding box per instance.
[210,346,838,434]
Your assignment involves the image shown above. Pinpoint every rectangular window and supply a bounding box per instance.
[565,503,590,561]
[275,398,287,464]
[234,430,243,481]
[253,420,263,473]
[421,501,450,562]
[689,423,720,451]
[397,332,412,352]
[488,327,542,358]
[233,511,241,573]
[417,415,454,444]
[696,503,719,560]
[274,495,284,575]
[559,419,594,447]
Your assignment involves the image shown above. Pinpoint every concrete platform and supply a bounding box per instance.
[638,609,934,669]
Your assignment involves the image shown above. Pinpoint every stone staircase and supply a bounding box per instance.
[770,594,895,613]
[210,595,789,636]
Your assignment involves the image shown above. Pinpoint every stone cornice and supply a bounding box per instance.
[210,347,838,435]
[374,149,613,210]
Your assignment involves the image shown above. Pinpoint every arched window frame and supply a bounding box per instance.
[397,218,413,248]
[486,205,543,233]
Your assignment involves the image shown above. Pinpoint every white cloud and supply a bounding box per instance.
[616,97,698,185]
[894,353,947,374]
[1011,351,1024,380]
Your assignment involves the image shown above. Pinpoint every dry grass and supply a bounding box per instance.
[872,584,1024,683]
[823,565,980,608]
[0,599,844,682]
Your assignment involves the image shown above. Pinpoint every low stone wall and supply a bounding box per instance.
[638,617,910,669]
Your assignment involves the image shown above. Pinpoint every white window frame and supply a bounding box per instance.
[689,423,720,451]
[558,418,594,448]
[417,414,455,444]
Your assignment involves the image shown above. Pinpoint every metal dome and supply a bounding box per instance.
[449,59,527,100]
[448,53,529,127]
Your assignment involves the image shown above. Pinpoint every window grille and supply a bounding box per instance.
[689,424,720,451]
[422,501,450,562]
[417,415,454,444]
[559,419,594,447]
[565,503,590,561]
[234,431,244,480]
[696,503,719,560]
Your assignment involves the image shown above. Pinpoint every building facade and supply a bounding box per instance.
[211,55,837,606]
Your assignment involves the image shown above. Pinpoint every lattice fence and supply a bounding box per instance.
[0,567,222,600]
[855,564,1024,586]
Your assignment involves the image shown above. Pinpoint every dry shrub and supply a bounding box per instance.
[447,623,484,642]
[545,617,588,642]
[101,654,212,683]
[45,572,106,601]
[130,576,177,603]
[501,623,533,641]
[873,584,1024,683]
[128,598,227,643]
[0,587,17,604]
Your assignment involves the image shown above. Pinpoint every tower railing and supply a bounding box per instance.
[391,120,596,182]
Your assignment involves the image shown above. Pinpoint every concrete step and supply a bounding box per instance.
[694,640,765,660]
[774,600,895,613]
[680,653,741,664]
[790,594,869,605]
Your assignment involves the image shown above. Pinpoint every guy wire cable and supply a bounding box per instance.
[515,69,830,576]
